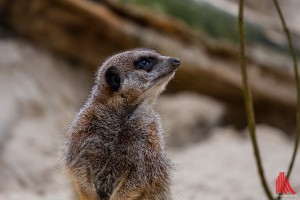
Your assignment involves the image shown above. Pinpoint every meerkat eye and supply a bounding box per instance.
[135,57,156,72]
[141,60,150,66]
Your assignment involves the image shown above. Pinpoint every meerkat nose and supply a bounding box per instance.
[171,58,180,67]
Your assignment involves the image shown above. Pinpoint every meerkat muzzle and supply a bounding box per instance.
[171,57,180,67]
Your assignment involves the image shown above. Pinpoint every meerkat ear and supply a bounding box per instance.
[105,66,121,91]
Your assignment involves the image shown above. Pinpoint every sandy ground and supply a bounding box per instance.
[172,126,300,200]
[0,37,299,200]
[0,36,93,200]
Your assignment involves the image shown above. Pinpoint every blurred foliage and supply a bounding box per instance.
[118,0,289,53]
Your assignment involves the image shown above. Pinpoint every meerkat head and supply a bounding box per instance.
[95,48,180,106]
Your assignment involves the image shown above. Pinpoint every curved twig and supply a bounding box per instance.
[238,0,274,199]
[271,1,300,199]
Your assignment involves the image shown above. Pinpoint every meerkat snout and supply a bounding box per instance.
[170,57,180,67]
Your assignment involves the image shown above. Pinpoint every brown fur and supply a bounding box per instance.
[63,49,180,200]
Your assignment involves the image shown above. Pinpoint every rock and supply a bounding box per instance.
[157,93,225,147]
[0,0,297,132]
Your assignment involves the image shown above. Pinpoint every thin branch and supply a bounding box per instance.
[272,0,300,199]
[238,0,274,199]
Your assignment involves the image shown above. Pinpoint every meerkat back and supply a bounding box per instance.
[63,49,180,200]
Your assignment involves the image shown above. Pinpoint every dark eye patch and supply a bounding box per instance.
[134,56,157,72]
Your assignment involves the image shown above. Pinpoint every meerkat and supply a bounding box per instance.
[63,48,180,200]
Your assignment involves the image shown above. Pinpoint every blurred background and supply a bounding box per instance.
[0,0,300,199]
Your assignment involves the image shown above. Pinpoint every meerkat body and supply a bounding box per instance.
[63,49,180,200]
